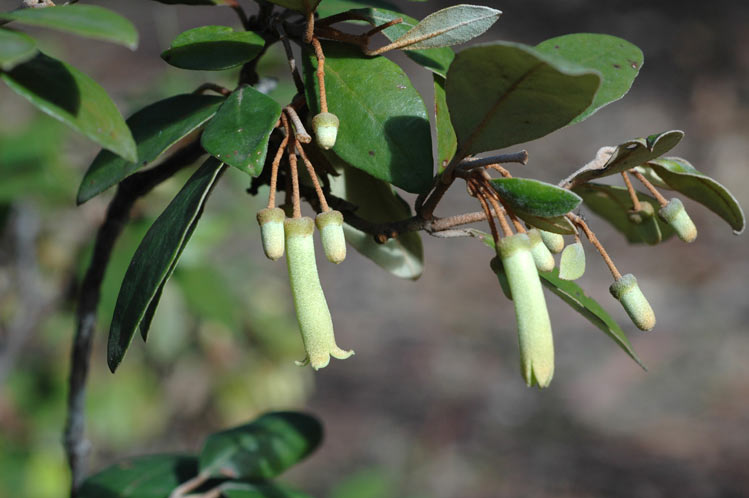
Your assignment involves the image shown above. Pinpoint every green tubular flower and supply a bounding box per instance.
[284,217,354,369]
[312,112,339,150]
[539,229,565,254]
[497,233,554,388]
[315,210,346,264]
[527,228,555,272]
[256,207,286,260]
[658,198,697,243]
[609,273,656,331]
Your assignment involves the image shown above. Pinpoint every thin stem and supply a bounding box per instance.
[568,213,622,280]
[632,170,669,207]
[169,472,210,498]
[287,134,302,218]
[363,17,403,38]
[230,2,250,30]
[473,187,500,243]
[311,37,328,113]
[476,180,513,238]
[295,143,330,212]
[284,106,312,143]
[487,164,513,178]
[192,83,231,96]
[621,171,642,211]
[267,115,290,209]
[275,21,305,95]
[304,2,315,43]
[458,151,528,171]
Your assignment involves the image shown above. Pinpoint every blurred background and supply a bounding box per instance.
[1,0,748,497]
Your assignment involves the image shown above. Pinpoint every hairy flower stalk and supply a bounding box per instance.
[312,112,339,150]
[257,207,286,260]
[527,228,555,272]
[658,198,697,243]
[497,233,554,388]
[316,210,346,264]
[285,217,353,369]
[609,273,656,331]
[539,229,565,254]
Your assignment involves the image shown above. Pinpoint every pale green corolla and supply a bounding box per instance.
[658,198,697,243]
[257,207,286,261]
[527,228,555,272]
[539,229,565,254]
[316,210,346,264]
[312,112,339,150]
[609,273,656,331]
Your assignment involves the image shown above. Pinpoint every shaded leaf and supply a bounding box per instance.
[0,28,37,71]
[317,0,400,18]
[489,177,582,217]
[199,412,323,480]
[644,157,745,234]
[390,4,500,50]
[304,41,433,193]
[536,33,643,123]
[201,85,281,175]
[446,42,600,155]
[561,130,683,188]
[161,26,265,71]
[77,454,198,498]
[77,93,224,204]
[153,0,233,4]
[434,74,457,171]
[2,53,136,161]
[222,482,313,498]
[108,159,224,372]
[516,213,577,235]
[0,5,138,49]
[558,241,585,280]
[266,0,322,12]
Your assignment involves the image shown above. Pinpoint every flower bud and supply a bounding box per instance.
[315,210,346,264]
[539,229,565,254]
[527,228,555,272]
[312,112,339,150]
[627,202,655,225]
[558,241,585,281]
[489,256,512,300]
[609,273,655,331]
[256,207,286,260]
[285,217,354,369]
[628,203,661,245]
[658,198,697,243]
[497,233,554,388]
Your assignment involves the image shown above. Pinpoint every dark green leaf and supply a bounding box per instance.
[161,26,265,71]
[434,75,456,171]
[327,156,424,279]
[0,5,138,49]
[389,4,500,50]
[2,53,136,162]
[222,482,313,498]
[317,0,400,18]
[489,177,582,217]
[644,157,745,234]
[153,0,233,4]
[77,94,224,204]
[304,41,433,193]
[446,42,600,155]
[573,182,675,244]
[108,159,224,372]
[77,454,198,498]
[201,85,281,175]
[199,412,323,480]
[0,29,37,71]
[536,33,643,123]
[560,130,683,188]
[266,0,322,12]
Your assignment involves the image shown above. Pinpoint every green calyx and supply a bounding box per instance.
[539,229,565,254]
[658,198,697,243]
[497,233,554,388]
[609,273,656,331]
[312,112,339,150]
[284,217,354,370]
[315,210,346,264]
[257,207,286,261]
[527,228,556,272]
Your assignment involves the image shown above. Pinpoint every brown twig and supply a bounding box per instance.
[632,170,669,207]
[267,115,290,209]
[192,83,231,96]
[458,151,528,171]
[296,142,330,212]
[284,106,311,143]
[621,171,642,211]
[310,37,328,113]
[568,213,622,280]
[287,135,302,218]
[275,20,305,95]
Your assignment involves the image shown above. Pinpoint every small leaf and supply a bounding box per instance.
[161,26,265,71]
[536,33,643,123]
[560,130,683,188]
[516,213,578,235]
[108,159,224,372]
[390,4,500,50]
[2,53,136,162]
[265,0,322,12]
[199,412,323,480]
[77,93,224,204]
[434,74,457,171]
[201,85,281,175]
[222,482,313,498]
[539,268,645,369]
[0,5,138,49]
[573,182,675,244]
[447,42,600,155]
[304,41,433,193]
[0,29,37,71]
[644,157,745,234]
[327,156,424,280]
[77,454,198,498]
[558,241,585,280]
[489,177,582,217]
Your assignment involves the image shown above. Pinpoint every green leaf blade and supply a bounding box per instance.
[490,177,582,217]
[222,482,313,498]
[161,26,265,71]
[391,4,501,50]
[0,28,37,71]
[434,74,457,171]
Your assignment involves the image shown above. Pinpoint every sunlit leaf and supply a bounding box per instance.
[0,29,37,71]
[489,177,582,217]
[389,4,500,50]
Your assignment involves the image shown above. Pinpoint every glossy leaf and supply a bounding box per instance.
[327,157,424,280]
[222,482,313,498]
[390,4,500,50]
[536,33,643,123]
[77,94,224,204]
[199,412,323,480]
[573,182,675,244]
[560,130,683,188]
[77,455,198,498]
[266,0,322,12]
[201,85,281,175]
[434,74,457,171]
[558,242,585,280]
[446,42,600,155]
[304,41,433,193]
[489,178,582,217]
[161,26,265,71]
[644,157,745,234]
[2,53,136,162]
[0,5,137,49]
[108,159,224,372]
[0,29,37,71]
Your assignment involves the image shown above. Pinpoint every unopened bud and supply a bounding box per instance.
[315,210,346,264]
[312,112,339,150]
[558,241,585,281]
[658,198,697,243]
[609,273,655,331]
[257,207,286,260]
[628,203,661,245]
[539,229,565,254]
[527,229,555,272]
